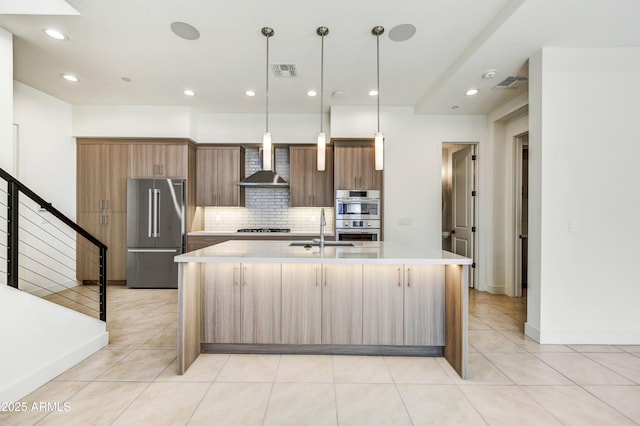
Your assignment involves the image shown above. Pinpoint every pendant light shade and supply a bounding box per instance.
[316,26,329,171]
[372,26,384,171]
[262,27,274,171]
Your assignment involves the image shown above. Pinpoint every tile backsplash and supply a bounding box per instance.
[203,147,334,233]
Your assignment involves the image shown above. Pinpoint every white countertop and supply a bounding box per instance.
[175,240,471,265]
[188,231,334,237]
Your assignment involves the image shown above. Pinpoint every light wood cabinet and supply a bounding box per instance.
[362,264,404,345]
[76,142,129,282]
[281,264,322,344]
[363,264,446,346]
[289,146,334,207]
[404,265,446,345]
[334,141,382,190]
[130,144,187,178]
[203,263,241,343]
[196,146,244,206]
[321,264,363,344]
[240,263,281,344]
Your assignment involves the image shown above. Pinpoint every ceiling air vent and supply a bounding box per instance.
[493,75,528,90]
[272,64,297,78]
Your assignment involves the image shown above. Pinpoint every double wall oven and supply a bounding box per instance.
[335,190,381,241]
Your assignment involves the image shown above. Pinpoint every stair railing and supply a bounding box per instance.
[0,168,107,321]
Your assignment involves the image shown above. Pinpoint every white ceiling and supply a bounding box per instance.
[1,0,639,114]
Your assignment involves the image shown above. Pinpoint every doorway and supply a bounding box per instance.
[514,133,528,297]
[442,143,477,288]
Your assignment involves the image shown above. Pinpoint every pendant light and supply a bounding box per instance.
[262,27,274,171]
[372,26,384,171]
[316,26,329,171]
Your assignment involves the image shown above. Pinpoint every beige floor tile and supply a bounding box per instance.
[384,356,454,384]
[474,312,523,331]
[263,383,337,426]
[216,354,280,382]
[106,309,148,330]
[469,329,526,352]
[498,330,573,352]
[439,352,513,385]
[134,311,178,329]
[188,382,272,425]
[615,345,640,353]
[483,352,573,385]
[97,349,176,381]
[584,385,640,423]
[53,348,131,381]
[106,326,165,349]
[335,383,412,425]
[275,354,333,382]
[534,352,634,385]
[584,353,640,383]
[397,384,486,425]
[522,385,637,425]
[156,354,229,382]
[140,327,177,349]
[568,344,624,353]
[36,382,149,425]
[332,355,393,383]
[0,381,87,426]
[460,385,561,426]
[468,314,492,330]
[112,382,210,425]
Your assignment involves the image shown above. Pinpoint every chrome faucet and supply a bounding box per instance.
[319,208,326,248]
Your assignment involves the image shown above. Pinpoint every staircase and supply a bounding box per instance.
[0,168,109,403]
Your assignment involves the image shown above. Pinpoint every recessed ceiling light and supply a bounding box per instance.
[451,105,459,110]
[121,76,131,82]
[465,88,479,96]
[388,23,416,42]
[170,22,200,40]
[61,73,78,82]
[245,90,256,97]
[183,89,195,96]
[369,90,378,96]
[482,69,497,79]
[307,90,317,97]
[44,28,67,40]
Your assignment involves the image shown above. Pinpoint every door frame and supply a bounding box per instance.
[442,142,478,288]
[513,133,528,297]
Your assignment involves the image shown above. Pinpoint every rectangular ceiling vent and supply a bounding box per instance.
[272,64,297,78]
[493,75,528,90]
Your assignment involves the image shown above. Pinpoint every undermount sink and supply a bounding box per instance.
[289,241,354,247]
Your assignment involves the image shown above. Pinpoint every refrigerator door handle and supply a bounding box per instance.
[148,188,153,237]
[127,248,179,253]
[153,188,161,237]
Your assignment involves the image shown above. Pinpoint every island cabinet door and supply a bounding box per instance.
[321,264,363,344]
[281,264,322,344]
[362,264,404,345]
[241,263,282,344]
[403,265,446,346]
[202,263,241,343]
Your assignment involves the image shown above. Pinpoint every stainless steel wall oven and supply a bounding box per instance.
[335,190,381,241]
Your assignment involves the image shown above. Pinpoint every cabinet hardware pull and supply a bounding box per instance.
[324,266,327,287]
[243,266,247,286]
[105,214,108,226]
[398,267,401,286]
[315,267,319,287]
[407,267,411,287]
[234,266,238,286]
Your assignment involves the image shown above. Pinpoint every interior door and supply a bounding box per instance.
[452,145,475,287]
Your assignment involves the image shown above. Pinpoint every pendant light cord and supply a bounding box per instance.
[320,33,324,133]
[376,31,380,133]
[266,33,270,133]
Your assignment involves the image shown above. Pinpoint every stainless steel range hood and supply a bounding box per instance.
[237,148,289,187]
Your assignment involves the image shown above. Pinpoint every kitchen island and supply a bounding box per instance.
[175,240,472,378]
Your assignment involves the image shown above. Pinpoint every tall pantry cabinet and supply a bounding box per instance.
[76,138,196,283]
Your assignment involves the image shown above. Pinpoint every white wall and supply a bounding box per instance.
[13,82,76,218]
[0,28,13,174]
[331,106,487,249]
[531,47,640,344]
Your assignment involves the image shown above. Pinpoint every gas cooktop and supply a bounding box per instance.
[236,228,291,233]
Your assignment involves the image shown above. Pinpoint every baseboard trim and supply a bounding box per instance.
[485,284,505,295]
[524,322,541,342]
[201,343,444,357]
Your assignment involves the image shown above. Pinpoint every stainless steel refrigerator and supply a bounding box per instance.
[126,178,185,288]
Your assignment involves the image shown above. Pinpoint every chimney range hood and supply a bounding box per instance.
[237,148,289,187]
